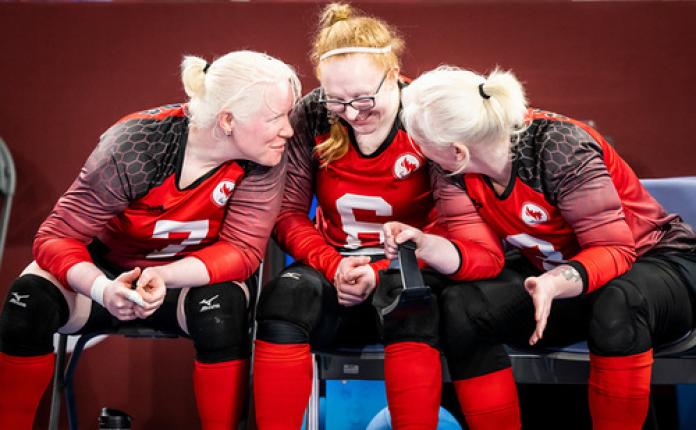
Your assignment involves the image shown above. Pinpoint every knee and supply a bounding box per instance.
[439,285,487,356]
[0,274,69,355]
[589,283,650,356]
[256,267,325,342]
[376,269,440,346]
[185,282,249,363]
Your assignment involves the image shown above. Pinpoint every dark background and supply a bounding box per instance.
[1,1,695,428]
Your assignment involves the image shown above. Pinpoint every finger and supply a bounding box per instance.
[339,283,366,297]
[124,289,146,307]
[344,266,368,283]
[395,229,415,244]
[116,307,136,321]
[524,277,537,294]
[116,267,141,283]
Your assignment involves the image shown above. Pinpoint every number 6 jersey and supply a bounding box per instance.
[275,88,504,282]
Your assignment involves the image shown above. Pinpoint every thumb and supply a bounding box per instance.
[117,267,141,283]
[353,256,371,266]
[524,277,537,293]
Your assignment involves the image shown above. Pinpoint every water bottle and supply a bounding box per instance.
[98,407,132,430]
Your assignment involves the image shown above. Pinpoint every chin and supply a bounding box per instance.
[257,153,283,167]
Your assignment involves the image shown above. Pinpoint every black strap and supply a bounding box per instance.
[398,240,425,289]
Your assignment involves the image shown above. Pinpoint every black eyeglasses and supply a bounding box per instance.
[319,71,390,113]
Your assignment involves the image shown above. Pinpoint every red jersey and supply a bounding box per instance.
[275,88,504,282]
[449,109,695,292]
[34,104,285,288]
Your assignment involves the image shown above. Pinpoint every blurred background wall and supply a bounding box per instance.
[1,1,695,428]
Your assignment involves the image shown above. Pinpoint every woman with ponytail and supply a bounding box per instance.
[253,4,505,430]
[386,65,696,430]
[0,50,300,430]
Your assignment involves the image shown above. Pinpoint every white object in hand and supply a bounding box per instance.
[124,289,146,307]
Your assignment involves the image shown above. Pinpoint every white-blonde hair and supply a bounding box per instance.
[401,66,527,154]
[181,50,301,128]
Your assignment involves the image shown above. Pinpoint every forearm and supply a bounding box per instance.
[540,264,583,298]
[152,257,211,289]
[416,234,460,275]
[65,262,107,297]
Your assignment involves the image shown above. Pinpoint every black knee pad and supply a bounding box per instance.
[0,274,69,356]
[439,284,511,379]
[256,266,326,343]
[589,282,651,356]
[184,282,250,363]
[376,270,439,347]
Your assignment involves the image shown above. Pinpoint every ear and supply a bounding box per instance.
[452,142,470,165]
[217,111,235,136]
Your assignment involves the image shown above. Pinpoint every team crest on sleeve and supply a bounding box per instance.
[393,153,421,179]
[521,202,549,225]
[211,180,236,206]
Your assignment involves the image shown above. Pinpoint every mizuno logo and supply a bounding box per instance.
[199,295,221,312]
[9,292,30,308]
[280,272,301,280]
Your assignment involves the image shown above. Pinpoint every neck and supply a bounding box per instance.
[187,125,240,167]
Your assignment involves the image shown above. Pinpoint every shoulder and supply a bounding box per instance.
[89,104,188,198]
[291,88,331,139]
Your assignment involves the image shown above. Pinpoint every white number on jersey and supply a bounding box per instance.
[336,194,392,249]
[505,233,565,270]
[146,219,210,259]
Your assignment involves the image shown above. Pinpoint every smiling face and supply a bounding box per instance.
[229,80,295,167]
[318,54,399,137]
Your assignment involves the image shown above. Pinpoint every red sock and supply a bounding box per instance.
[193,359,248,430]
[589,350,653,430]
[253,340,312,430]
[0,352,55,430]
[453,367,521,430]
[384,342,442,430]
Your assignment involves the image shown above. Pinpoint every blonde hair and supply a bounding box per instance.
[181,50,301,129]
[311,3,404,165]
[401,66,527,167]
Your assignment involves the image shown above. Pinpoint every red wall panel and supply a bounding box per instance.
[0,2,694,428]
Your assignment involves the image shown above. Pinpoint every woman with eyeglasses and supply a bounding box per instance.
[252,3,504,429]
[384,66,696,430]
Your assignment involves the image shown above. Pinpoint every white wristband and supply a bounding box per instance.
[89,275,110,307]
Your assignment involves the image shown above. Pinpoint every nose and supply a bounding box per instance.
[343,105,360,121]
[279,116,293,139]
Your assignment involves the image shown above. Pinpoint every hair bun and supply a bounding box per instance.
[319,3,353,29]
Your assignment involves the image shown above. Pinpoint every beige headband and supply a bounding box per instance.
[319,45,392,62]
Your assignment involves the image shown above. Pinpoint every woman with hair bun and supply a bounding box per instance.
[388,65,696,429]
[253,4,505,430]
[0,50,300,430]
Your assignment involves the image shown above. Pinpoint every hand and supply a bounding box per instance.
[334,256,372,306]
[132,266,167,319]
[102,268,141,321]
[383,221,426,260]
[525,265,584,345]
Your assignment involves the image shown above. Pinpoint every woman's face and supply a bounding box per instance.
[318,55,398,136]
[230,81,295,167]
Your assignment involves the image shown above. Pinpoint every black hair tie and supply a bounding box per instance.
[478,83,490,100]
[203,63,211,73]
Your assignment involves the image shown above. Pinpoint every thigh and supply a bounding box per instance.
[455,257,588,349]
[605,253,694,347]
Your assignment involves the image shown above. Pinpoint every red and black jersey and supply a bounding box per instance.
[275,88,504,282]
[34,104,285,288]
[452,109,695,292]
